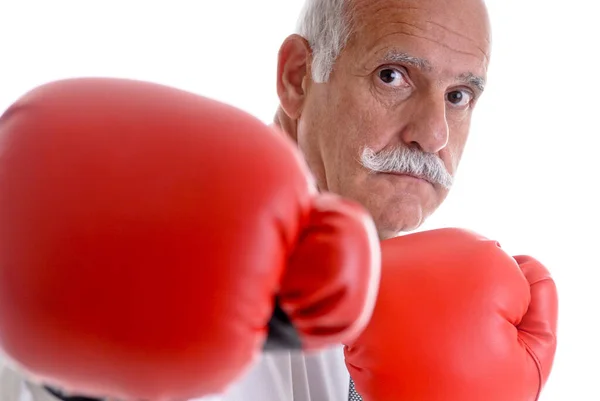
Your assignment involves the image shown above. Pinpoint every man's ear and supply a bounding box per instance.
[276,34,312,120]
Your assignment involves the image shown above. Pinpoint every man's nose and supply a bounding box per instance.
[399,94,449,154]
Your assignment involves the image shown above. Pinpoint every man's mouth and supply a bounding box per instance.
[381,171,433,185]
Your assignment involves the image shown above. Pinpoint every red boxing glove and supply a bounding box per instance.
[344,228,558,401]
[0,78,380,401]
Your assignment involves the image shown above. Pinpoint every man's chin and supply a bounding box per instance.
[333,179,439,238]
[374,208,427,240]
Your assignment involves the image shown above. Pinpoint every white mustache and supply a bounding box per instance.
[359,147,453,189]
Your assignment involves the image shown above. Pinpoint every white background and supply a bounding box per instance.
[1,1,598,400]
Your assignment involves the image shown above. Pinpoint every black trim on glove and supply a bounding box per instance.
[44,386,103,401]
[263,297,302,351]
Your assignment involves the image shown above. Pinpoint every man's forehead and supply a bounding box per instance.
[344,0,491,80]
[348,0,491,56]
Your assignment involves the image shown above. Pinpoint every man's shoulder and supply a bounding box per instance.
[1,358,57,401]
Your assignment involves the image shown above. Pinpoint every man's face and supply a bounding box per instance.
[293,0,491,238]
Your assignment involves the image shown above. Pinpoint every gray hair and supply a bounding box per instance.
[296,0,354,83]
[360,147,454,189]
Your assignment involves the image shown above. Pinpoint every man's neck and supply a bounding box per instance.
[272,106,298,143]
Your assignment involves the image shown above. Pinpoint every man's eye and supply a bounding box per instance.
[378,68,409,87]
[446,90,473,107]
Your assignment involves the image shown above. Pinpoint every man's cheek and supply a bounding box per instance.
[444,144,464,175]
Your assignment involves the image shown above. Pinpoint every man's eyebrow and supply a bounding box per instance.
[458,72,486,92]
[380,50,432,71]
[380,50,486,92]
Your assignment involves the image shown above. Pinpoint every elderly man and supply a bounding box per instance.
[212,0,554,400]
[214,0,494,399]
[0,0,557,401]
